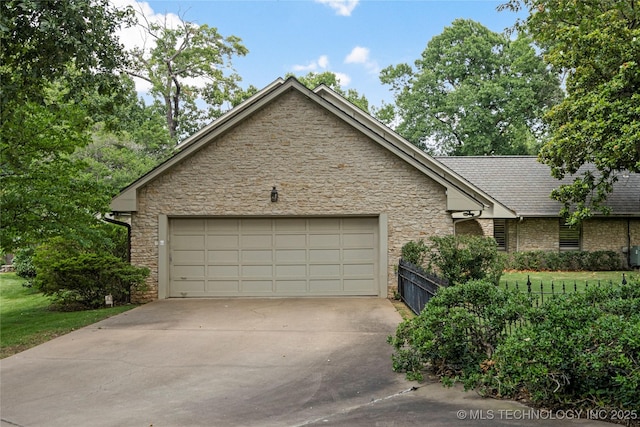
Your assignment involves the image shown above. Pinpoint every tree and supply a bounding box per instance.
[500,0,640,224]
[0,0,132,252]
[288,71,370,113]
[125,11,249,140]
[380,19,562,155]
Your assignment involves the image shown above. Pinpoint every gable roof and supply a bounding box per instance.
[438,156,640,217]
[110,77,514,218]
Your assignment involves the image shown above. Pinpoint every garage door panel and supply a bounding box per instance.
[309,279,341,292]
[174,219,206,232]
[242,281,273,292]
[240,234,272,248]
[207,235,239,249]
[208,265,238,277]
[344,263,374,276]
[309,264,340,276]
[172,235,205,248]
[343,248,374,261]
[173,250,205,263]
[241,250,273,262]
[242,218,273,230]
[309,234,340,247]
[344,279,375,292]
[309,249,340,262]
[172,265,205,278]
[169,217,378,297]
[172,280,205,294]
[276,264,306,276]
[241,265,273,277]
[208,250,238,263]
[276,249,306,262]
[206,280,239,293]
[275,219,307,231]
[206,218,239,232]
[276,280,307,292]
[275,234,306,247]
[343,233,375,247]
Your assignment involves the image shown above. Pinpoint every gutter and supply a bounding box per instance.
[103,215,131,263]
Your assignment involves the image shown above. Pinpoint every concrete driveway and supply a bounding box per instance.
[1,298,610,427]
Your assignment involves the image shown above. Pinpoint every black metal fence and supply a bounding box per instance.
[397,259,631,315]
[397,259,448,315]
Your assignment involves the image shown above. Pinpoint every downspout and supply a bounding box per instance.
[103,215,132,263]
[628,218,632,269]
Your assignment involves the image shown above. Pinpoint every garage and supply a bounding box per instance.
[169,217,379,297]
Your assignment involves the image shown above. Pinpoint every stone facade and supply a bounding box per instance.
[129,90,454,301]
[485,218,640,267]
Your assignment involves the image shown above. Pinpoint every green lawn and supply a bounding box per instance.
[0,273,137,359]
[500,270,634,294]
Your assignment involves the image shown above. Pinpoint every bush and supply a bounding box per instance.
[388,280,531,383]
[427,235,504,285]
[401,239,429,267]
[33,237,148,309]
[486,283,640,412]
[13,247,36,279]
[505,250,622,271]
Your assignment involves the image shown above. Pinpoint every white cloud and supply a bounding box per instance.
[334,72,351,87]
[344,45,380,75]
[344,46,369,64]
[314,0,359,17]
[292,55,330,72]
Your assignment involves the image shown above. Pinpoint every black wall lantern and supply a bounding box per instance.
[270,186,278,202]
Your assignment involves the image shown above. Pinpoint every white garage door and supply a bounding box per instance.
[169,217,379,297]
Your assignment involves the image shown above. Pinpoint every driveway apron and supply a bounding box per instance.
[1,298,610,427]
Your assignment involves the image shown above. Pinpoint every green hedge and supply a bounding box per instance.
[505,250,623,271]
[388,279,640,414]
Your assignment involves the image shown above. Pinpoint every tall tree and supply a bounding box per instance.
[380,19,562,155]
[0,0,132,252]
[288,71,370,113]
[501,0,640,223]
[125,11,249,140]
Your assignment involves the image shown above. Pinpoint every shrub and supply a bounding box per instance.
[13,247,36,279]
[388,280,531,383]
[401,239,429,267]
[485,282,640,411]
[33,238,148,309]
[505,250,622,271]
[427,235,504,285]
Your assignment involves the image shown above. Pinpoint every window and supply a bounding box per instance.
[493,219,507,251]
[559,221,581,251]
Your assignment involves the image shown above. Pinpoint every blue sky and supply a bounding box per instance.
[115,0,525,108]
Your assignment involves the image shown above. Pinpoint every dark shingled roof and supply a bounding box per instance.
[437,156,640,217]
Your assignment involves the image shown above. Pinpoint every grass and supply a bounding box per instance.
[500,270,634,293]
[0,273,137,359]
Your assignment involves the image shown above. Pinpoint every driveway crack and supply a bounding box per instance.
[293,386,420,426]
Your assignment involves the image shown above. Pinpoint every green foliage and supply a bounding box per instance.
[506,250,623,271]
[380,19,562,155]
[427,235,504,285]
[13,247,36,280]
[126,12,248,139]
[388,280,531,382]
[501,0,640,224]
[487,283,640,411]
[401,239,429,267]
[0,0,133,253]
[33,240,148,309]
[288,71,370,113]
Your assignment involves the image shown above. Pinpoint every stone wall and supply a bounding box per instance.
[129,90,454,301]
[502,217,640,267]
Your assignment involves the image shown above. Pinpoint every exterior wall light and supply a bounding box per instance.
[270,186,278,202]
